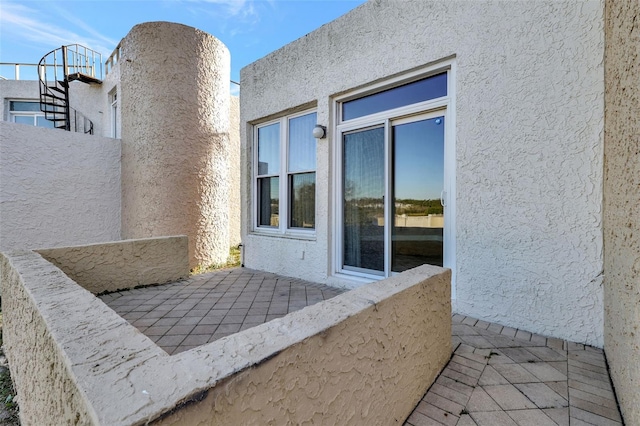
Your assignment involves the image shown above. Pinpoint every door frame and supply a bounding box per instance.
[331,60,457,295]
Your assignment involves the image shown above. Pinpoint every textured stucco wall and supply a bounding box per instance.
[1,251,100,425]
[0,122,121,251]
[229,95,241,247]
[120,21,231,269]
[36,236,189,294]
[603,0,640,423]
[156,266,451,426]
[1,248,450,425]
[0,80,41,121]
[241,0,605,345]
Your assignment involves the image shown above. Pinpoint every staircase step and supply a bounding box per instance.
[48,86,66,94]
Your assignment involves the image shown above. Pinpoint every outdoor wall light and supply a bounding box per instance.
[312,125,326,139]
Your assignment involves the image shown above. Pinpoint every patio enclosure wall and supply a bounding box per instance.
[1,237,451,425]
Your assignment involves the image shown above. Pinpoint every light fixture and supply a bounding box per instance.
[312,125,326,139]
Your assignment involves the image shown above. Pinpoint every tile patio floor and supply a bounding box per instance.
[100,268,624,426]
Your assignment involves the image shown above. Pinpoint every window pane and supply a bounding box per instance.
[343,127,385,273]
[10,101,41,112]
[36,116,54,128]
[13,116,34,125]
[288,112,316,172]
[258,123,280,175]
[290,173,315,229]
[258,177,279,227]
[342,73,447,121]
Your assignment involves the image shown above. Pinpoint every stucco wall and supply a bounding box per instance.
[0,80,41,121]
[0,251,99,425]
[240,0,605,345]
[1,247,450,425]
[36,236,189,294]
[603,0,639,423]
[120,21,231,269]
[229,95,241,247]
[0,122,121,251]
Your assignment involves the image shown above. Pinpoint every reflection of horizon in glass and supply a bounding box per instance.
[392,116,444,271]
[393,116,444,201]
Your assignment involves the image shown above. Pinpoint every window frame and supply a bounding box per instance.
[331,60,457,289]
[8,100,54,128]
[253,108,318,238]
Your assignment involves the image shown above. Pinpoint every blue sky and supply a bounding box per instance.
[0,0,366,87]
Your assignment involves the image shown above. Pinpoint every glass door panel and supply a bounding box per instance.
[343,127,385,274]
[391,116,445,272]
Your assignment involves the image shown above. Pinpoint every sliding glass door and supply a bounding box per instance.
[340,113,445,277]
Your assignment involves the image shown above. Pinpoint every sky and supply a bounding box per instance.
[0,0,366,89]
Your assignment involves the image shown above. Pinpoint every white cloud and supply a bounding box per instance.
[0,2,117,58]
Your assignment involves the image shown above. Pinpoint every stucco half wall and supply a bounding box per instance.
[36,236,189,294]
[1,243,451,425]
[603,0,640,423]
[0,121,121,251]
[240,0,604,346]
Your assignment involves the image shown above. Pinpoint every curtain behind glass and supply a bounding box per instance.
[288,113,316,172]
[343,127,385,272]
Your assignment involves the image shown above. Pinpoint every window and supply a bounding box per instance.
[109,89,119,138]
[335,66,455,280]
[8,100,54,128]
[255,110,317,233]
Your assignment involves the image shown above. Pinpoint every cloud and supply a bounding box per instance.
[0,2,117,58]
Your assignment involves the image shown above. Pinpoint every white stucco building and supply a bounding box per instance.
[239,1,638,421]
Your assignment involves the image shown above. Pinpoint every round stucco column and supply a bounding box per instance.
[119,22,230,269]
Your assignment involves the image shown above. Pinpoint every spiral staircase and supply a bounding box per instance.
[38,44,102,134]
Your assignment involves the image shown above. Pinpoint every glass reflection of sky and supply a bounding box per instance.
[342,73,447,121]
[258,123,280,175]
[394,117,444,200]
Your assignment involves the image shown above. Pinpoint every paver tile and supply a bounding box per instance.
[569,387,618,409]
[451,354,485,372]
[469,411,517,426]
[456,414,478,426]
[424,392,465,416]
[505,409,557,426]
[570,407,623,426]
[414,401,458,426]
[545,381,568,399]
[542,407,569,426]
[491,363,539,383]
[483,384,536,410]
[525,346,567,362]
[514,382,567,408]
[429,383,469,406]
[405,410,444,426]
[499,348,541,363]
[568,379,616,400]
[521,362,567,382]
[478,365,509,386]
[447,359,482,379]
[441,367,478,387]
[436,375,474,397]
[569,396,622,422]
[466,387,501,412]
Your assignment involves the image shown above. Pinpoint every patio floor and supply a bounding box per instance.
[100,268,623,426]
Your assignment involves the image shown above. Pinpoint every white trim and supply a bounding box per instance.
[331,59,457,284]
[252,108,318,237]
